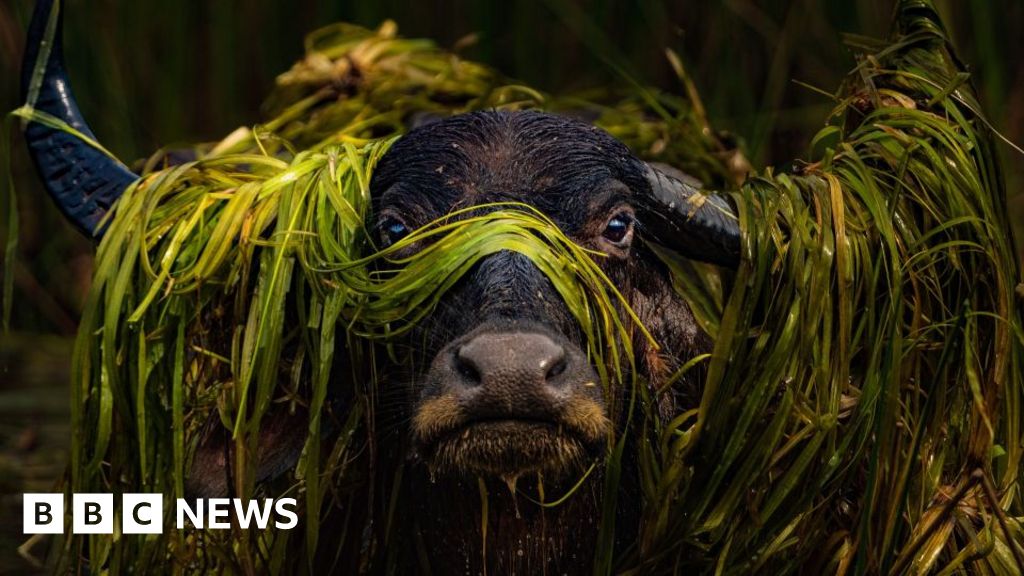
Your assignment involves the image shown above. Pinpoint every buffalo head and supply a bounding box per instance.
[368,111,738,483]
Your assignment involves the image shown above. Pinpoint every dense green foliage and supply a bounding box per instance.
[9,0,1024,573]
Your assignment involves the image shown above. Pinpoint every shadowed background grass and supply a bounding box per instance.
[0,0,1021,572]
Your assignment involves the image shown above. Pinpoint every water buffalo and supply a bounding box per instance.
[20,0,740,573]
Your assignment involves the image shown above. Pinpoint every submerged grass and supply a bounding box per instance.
[14,0,1022,573]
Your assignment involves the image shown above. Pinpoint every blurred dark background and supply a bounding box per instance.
[0,0,1021,571]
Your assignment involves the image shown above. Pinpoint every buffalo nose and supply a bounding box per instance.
[454,332,569,391]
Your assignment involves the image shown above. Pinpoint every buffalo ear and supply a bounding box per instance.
[186,407,309,499]
[636,163,741,268]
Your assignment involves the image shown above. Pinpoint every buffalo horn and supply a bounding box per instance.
[21,0,138,237]
[638,163,741,268]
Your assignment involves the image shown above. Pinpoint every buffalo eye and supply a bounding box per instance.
[602,212,634,246]
[379,216,410,247]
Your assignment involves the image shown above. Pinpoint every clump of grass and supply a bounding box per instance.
[638,4,1024,573]
[24,0,1023,573]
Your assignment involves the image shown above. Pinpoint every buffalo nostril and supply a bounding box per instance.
[543,355,567,381]
[454,348,483,385]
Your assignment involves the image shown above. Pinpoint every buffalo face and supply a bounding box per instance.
[370,110,719,482]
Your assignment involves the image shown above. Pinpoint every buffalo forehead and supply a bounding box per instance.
[371,110,647,231]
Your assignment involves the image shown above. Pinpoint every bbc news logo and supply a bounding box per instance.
[23,494,298,534]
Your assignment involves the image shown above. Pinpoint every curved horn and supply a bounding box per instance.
[21,0,137,237]
[638,164,741,268]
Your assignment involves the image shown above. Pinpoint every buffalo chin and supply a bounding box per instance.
[422,420,597,479]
